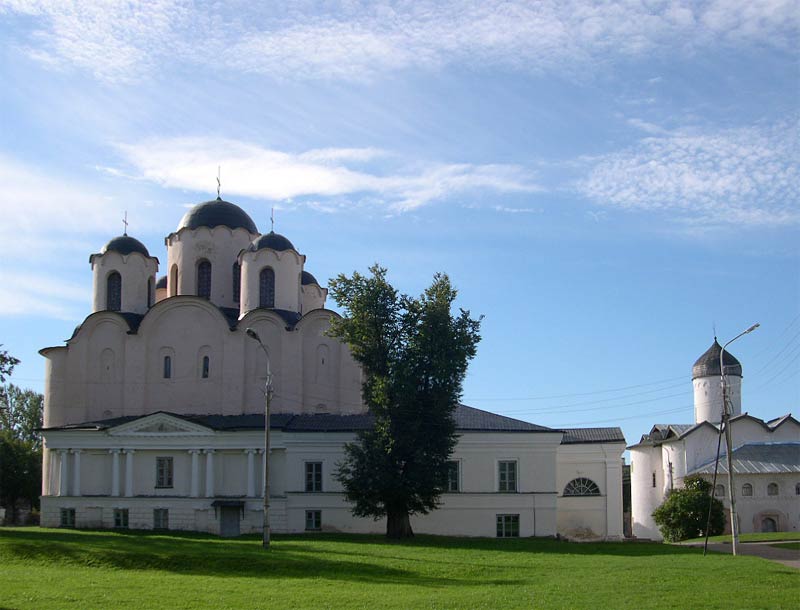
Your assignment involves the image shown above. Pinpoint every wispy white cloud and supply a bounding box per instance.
[578,121,799,227]
[114,136,540,211]
[2,1,797,82]
[0,269,88,320]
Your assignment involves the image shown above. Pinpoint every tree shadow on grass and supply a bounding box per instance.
[0,528,509,588]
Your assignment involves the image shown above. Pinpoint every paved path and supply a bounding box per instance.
[685,541,800,569]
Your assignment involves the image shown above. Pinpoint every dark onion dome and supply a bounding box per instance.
[155,275,167,289]
[250,231,296,252]
[692,339,743,379]
[177,197,258,233]
[301,270,320,286]
[101,235,150,257]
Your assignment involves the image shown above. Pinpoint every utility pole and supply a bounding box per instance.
[719,323,759,556]
[246,328,273,549]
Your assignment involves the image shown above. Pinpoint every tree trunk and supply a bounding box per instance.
[386,509,414,539]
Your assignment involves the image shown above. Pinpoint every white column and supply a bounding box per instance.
[71,449,82,497]
[245,449,256,497]
[124,449,135,497]
[110,450,120,497]
[259,448,265,497]
[204,449,215,498]
[189,450,200,498]
[605,455,623,540]
[58,450,69,496]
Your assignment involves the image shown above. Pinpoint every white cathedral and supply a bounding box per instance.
[630,341,799,539]
[39,197,626,538]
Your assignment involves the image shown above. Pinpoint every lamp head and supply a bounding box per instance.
[245,328,261,342]
[745,323,760,334]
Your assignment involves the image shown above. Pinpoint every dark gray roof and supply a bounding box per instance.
[44,405,556,434]
[689,442,800,475]
[100,235,150,257]
[68,311,145,341]
[692,339,742,379]
[250,231,296,252]
[177,198,258,234]
[301,271,320,286]
[560,427,625,444]
[155,275,167,289]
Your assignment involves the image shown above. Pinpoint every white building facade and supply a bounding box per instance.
[629,340,800,540]
[40,197,625,538]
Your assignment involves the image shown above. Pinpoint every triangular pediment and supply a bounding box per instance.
[108,412,214,437]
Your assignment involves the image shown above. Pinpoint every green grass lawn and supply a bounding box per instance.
[1,528,797,610]
[684,531,800,544]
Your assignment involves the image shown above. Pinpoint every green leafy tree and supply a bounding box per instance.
[0,385,44,449]
[652,475,725,542]
[329,265,481,539]
[0,349,44,523]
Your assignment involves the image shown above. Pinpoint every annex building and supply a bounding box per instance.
[629,341,799,539]
[40,197,625,539]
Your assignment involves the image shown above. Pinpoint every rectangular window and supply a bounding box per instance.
[496,514,520,538]
[156,457,173,488]
[305,462,322,492]
[153,508,169,530]
[446,461,460,492]
[305,510,321,531]
[114,508,129,528]
[498,460,517,492]
[60,508,76,528]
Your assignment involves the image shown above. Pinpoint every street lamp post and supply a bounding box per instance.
[720,323,759,557]
[246,327,273,549]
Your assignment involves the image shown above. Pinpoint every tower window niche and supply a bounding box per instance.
[259,267,275,308]
[201,356,210,379]
[107,271,122,311]
[163,355,172,379]
[197,260,212,299]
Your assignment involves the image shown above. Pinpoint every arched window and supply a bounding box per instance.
[259,267,275,308]
[767,482,779,496]
[563,478,601,497]
[197,260,211,299]
[742,483,753,497]
[169,264,178,297]
[163,355,172,379]
[107,272,122,311]
[795,482,800,496]
[232,262,241,304]
[201,356,210,379]
[714,484,725,497]
[147,276,154,307]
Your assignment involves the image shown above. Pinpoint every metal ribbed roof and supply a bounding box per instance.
[689,442,800,475]
[692,339,742,379]
[560,427,625,444]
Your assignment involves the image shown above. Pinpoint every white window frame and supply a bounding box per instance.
[496,514,520,538]
[498,460,518,492]
[156,456,174,488]
[305,510,322,531]
[114,508,129,528]
[446,460,460,492]
[153,508,169,530]
[305,461,323,493]
[60,508,76,528]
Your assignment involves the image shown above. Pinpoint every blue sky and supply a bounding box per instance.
[0,1,797,448]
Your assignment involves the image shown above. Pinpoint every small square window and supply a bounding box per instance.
[305,462,322,492]
[60,508,76,528]
[153,508,169,530]
[446,461,460,492]
[305,510,321,531]
[498,461,517,492]
[114,508,129,528]
[496,514,519,538]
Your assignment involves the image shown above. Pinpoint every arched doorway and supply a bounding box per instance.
[761,517,777,533]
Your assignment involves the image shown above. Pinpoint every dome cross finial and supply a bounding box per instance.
[271,206,275,232]
[216,165,221,199]
[122,211,128,236]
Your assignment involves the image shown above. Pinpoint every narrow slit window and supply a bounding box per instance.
[232,262,241,304]
[197,260,211,299]
[107,272,122,311]
[163,355,172,379]
[202,356,210,379]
